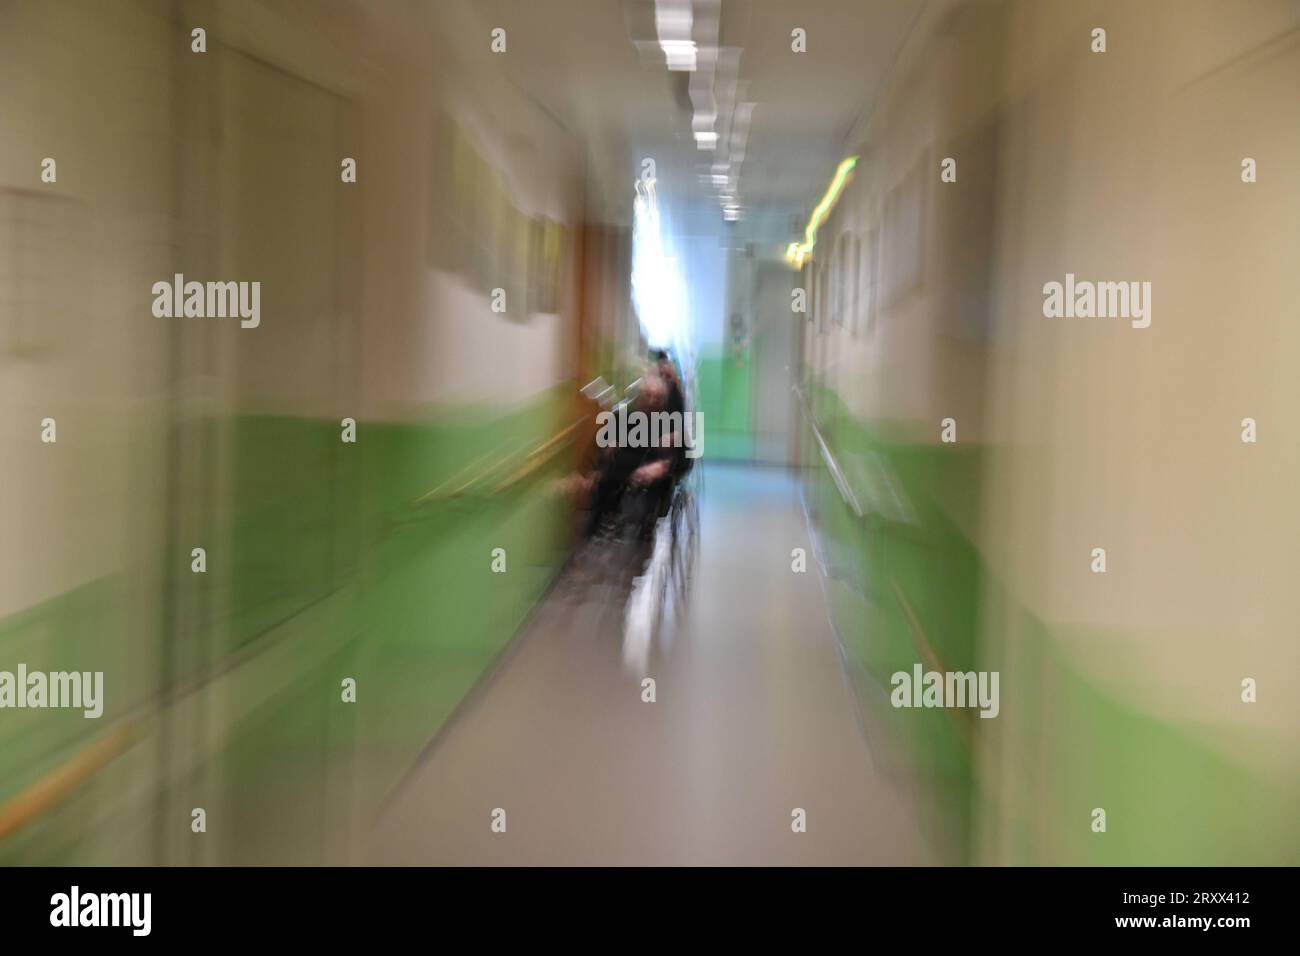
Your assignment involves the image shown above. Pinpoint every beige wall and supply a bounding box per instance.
[0,0,176,616]
[0,0,590,621]
[980,0,1300,708]
[799,0,1300,859]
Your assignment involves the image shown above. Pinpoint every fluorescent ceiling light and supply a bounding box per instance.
[660,39,697,70]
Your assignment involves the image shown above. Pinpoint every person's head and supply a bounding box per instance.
[651,349,680,388]
[638,367,668,411]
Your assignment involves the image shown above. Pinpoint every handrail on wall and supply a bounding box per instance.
[410,415,589,508]
[890,579,975,748]
[0,718,144,844]
[794,390,972,746]
[411,373,641,508]
[490,417,588,495]
[792,384,864,518]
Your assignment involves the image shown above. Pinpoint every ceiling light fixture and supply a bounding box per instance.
[655,1,697,71]
[661,39,697,70]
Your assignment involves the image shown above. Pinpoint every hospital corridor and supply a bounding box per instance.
[1,0,1298,873]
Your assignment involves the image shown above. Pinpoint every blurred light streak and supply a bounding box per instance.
[785,155,858,269]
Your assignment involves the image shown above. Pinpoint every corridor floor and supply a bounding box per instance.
[366,464,936,865]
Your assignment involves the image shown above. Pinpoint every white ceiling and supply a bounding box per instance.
[452,0,923,228]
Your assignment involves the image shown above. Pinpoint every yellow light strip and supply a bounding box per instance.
[784,155,858,269]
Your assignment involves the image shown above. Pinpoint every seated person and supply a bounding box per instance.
[584,365,684,541]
